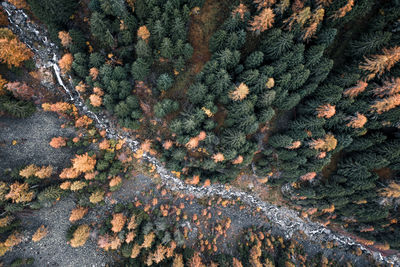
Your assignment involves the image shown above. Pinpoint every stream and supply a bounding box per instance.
[2,2,399,266]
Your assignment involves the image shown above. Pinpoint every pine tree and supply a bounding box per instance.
[157,74,174,91]
[27,0,78,27]
[160,38,174,59]
[131,58,150,81]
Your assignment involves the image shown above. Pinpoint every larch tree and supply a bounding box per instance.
[380,183,400,198]
[229,83,249,101]
[303,8,324,41]
[316,103,335,118]
[0,29,33,68]
[89,94,102,107]
[70,224,90,248]
[284,7,311,30]
[0,7,8,26]
[5,182,34,203]
[69,206,89,222]
[111,213,127,233]
[359,46,400,81]
[316,0,332,6]
[137,25,150,41]
[249,8,275,33]
[232,3,249,20]
[254,0,276,10]
[49,136,67,148]
[373,77,400,97]
[7,0,29,9]
[71,153,96,173]
[346,113,368,128]
[58,31,72,47]
[309,133,337,151]
[0,74,7,95]
[59,53,73,73]
[32,225,48,242]
[371,94,400,114]
[343,81,368,98]
[330,0,354,19]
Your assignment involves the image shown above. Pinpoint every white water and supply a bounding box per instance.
[2,2,399,265]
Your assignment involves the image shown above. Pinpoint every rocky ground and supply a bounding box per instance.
[0,111,75,171]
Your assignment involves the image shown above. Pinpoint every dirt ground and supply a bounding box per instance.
[0,111,76,171]
[0,111,109,266]
[2,196,109,267]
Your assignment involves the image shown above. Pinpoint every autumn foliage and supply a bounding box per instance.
[32,225,48,242]
[70,224,90,248]
[137,26,150,41]
[5,82,35,101]
[72,153,96,173]
[70,206,89,222]
[5,182,34,203]
[380,183,400,198]
[346,113,367,128]
[59,53,73,73]
[6,0,29,9]
[89,94,102,107]
[0,28,33,67]
[232,4,248,20]
[359,46,400,81]
[249,8,275,33]
[49,136,67,148]
[111,213,127,233]
[316,104,335,118]
[309,133,337,151]
[330,0,354,19]
[58,31,72,47]
[229,83,249,101]
[0,7,8,26]
[343,81,368,98]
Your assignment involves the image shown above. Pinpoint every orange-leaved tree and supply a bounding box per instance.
[343,80,368,98]
[330,0,354,19]
[359,46,400,81]
[380,183,400,198]
[49,136,67,148]
[58,53,73,73]
[70,224,90,247]
[316,103,335,118]
[229,83,249,101]
[346,113,367,128]
[6,0,29,9]
[232,4,249,20]
[58,31,72,47]
[0,28,33,67]
[249,8,275,33]
[71,153,96,173]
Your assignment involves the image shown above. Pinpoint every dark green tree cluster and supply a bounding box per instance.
[262,0,400,248]
[26,0,204,129]
[157,6,333,183]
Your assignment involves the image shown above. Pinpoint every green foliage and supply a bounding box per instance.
[27,0,78,28]
[0,95,36,118]
[154,99,179,118]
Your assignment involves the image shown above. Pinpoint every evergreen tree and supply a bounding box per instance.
[131,58,150,81]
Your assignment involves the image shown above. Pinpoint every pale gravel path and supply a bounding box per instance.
[3,2,400,266]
